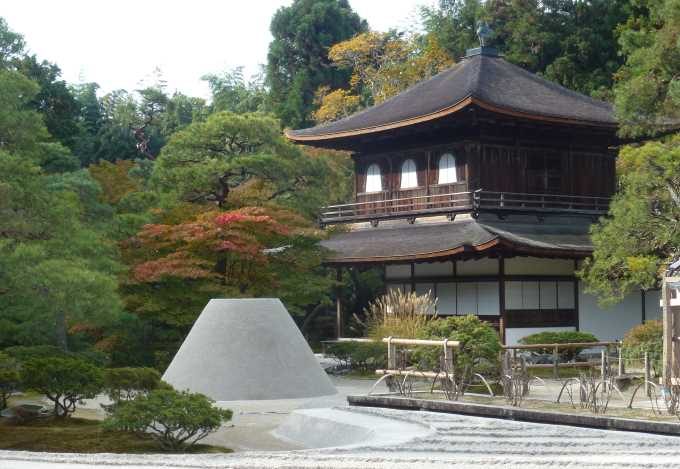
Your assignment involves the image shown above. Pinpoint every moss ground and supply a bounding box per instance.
[0,414,232,454]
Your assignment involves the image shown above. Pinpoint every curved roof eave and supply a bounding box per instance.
[285,96,618,143]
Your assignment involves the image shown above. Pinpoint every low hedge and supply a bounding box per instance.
[518,331,599,361]
[325,341,386,372]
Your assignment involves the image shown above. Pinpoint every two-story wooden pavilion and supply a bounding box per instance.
[287,46,662,344]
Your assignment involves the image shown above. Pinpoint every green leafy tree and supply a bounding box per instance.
[0,17,25,66]
[0,69,48,156]
[104,389,232,450]
[421,0,484,59]
[15,55,80,150]
[614,0,680,137]
[152,112,339,216]
[103,367,164,404]
[203,67,269,114]
[0,153,123,350]
[21,357,104,417]
[0,352,20,410]
[422,0,630,97]
[622,320,663,374]
[580,137,680,303]
[417,315,501,375]
[266,0,367,127]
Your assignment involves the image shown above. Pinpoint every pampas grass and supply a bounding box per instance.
[365,289,437,340]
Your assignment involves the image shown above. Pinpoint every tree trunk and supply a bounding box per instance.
[55,310,68,352]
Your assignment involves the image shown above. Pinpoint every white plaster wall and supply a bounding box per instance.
[437,282,456,315]
[505,281,523,310]
[505,327,576,346]
[578,282,643,341]
[558,281,575,309]
[645,289,662,321]
[457,283,478,315]
[478,282,500,315]
[456,258,499,275]
[385,264,411,279]
[505,257,575,275]
[415,261,453,277]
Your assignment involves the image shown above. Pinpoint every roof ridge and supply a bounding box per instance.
[466,54,484,100]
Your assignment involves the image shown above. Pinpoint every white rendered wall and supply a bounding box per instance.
[578,282,642,341]
[457,258,499,275]
[505,280,574,310]
[478,282,500,315]
[505,326,576,346]
[385,264,411,279]
[415,261,453,277]
[505,257,575,275]
[437,282,457,314]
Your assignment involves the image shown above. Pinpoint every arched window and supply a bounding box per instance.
[400,159,418,189]
[438,153,458,184]
[365,163,382,193]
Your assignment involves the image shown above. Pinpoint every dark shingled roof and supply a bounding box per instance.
[287,51,616,142]
[320,217,593,264]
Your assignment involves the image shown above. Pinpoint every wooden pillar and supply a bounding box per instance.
[410,263,416,293]
[574,259,580,331]
[499,255,506,344]
[336,268,343,339]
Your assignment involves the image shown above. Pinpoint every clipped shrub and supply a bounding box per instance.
[0,352,20,410]
[622,320,662,375]
[325,341,386,372]
[416,315,501,376]
[365,289,436,341]
[519,331,598,361]
[21,357,104,417]
[103,367,165,405]
[104,389,232,451]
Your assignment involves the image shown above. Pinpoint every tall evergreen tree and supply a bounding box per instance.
[266,0,367,128]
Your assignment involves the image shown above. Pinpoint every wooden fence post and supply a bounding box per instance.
[553,346,559,379]
[644,352,650,395]
[617,346,624,376]
[387,336,396,370]
[443,339,454,373]
[663,281,672,387]
[601,349,606,381]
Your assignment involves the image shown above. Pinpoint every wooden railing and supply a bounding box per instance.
[320,191,474,225]
[320,189,610,225]
[473,191,611,215]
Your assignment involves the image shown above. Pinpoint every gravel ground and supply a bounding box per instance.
[3,405,680,469]
[3,371,679,468]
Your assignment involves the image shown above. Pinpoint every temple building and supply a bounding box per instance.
[286,46,662,344]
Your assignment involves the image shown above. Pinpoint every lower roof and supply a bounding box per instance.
[320,215,594,265]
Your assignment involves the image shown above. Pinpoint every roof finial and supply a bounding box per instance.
[464,21,498,58]
[476,21,493,48]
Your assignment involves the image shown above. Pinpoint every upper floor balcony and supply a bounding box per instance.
[319,187,610,226]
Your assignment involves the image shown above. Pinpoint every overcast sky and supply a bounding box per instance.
[2,0,432,99]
